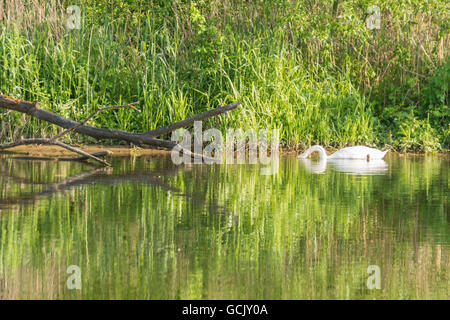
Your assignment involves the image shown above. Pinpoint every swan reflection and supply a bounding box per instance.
[300,159,388,175]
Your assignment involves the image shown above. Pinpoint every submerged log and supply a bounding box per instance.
[10,150,112,162]
[0,138,111,166]
[60,150,113,161]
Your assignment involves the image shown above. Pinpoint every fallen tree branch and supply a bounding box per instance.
[143,101,241,137]
[60,150,112,161]
[7,150,112,162]
[0,95,240,151]
[54,102,140,140]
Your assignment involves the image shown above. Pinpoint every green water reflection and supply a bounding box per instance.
[0,154,448,299]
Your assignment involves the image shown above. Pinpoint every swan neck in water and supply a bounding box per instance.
[297,145,328,160]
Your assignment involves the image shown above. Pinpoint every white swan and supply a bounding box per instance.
[297,145,388,161]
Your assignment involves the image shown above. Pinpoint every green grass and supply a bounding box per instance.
[0,0,448,152]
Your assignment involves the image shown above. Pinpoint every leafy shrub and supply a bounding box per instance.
[396,116,441,153]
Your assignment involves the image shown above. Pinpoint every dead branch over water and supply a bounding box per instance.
[0,95,241,165]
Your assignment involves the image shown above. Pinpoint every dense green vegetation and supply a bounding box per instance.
[0,0,448,152]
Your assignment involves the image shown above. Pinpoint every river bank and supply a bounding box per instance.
[2,145,448,159]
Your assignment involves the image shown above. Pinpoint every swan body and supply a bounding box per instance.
[297,145,388,160]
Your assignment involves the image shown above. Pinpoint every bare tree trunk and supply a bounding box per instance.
[0,95,240,165]
[0,95,239,148]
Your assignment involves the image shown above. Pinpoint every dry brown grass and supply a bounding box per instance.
[0,0,67,38]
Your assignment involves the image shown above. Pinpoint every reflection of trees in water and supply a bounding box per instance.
[0,156,228,213]
[0,156,448,299]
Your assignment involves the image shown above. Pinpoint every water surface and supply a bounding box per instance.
[0,154,448,299]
